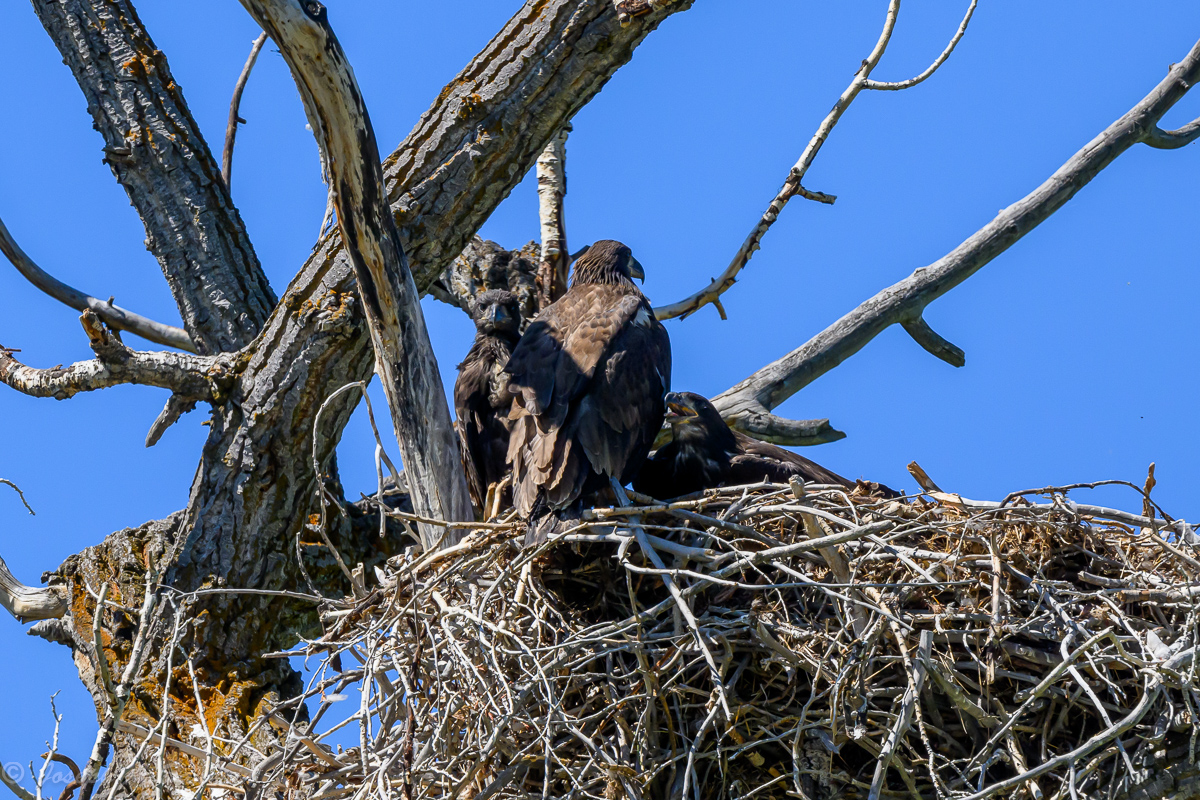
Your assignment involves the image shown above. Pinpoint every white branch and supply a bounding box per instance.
[656,0,974,322]
[237,0,476,547]
[863,0,978,91]
[535,125,571,306]
[0,311,227,402]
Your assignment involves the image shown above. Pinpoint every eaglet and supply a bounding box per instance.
[634,392,899,499]
[454,289,523,516]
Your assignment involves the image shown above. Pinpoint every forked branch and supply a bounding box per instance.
[0,215,195,353]
[713,35,1200,443]
[0,311,230,401]
[1142,115,1200,149]
[655,0,976,321]
[237,0,473,548]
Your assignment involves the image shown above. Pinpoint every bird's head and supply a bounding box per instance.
[569,240,645,287]
[663,391,727,442]
[473,289,520,336]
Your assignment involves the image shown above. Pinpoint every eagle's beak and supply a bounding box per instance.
[665,397,697,423]
[488,304,511,327]
[627,256,646,283]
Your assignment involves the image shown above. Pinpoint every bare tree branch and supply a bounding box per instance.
[234,0,473,546]
[713,35,1200,443]
[536,125,571,307]
[1143,116,1200,149]
[0,480,66,622]
[655,0,976,321]
[13,3,695,793]
[0,555,66,622]
[0,311,228,402]
[30,0,275,353]
[222,32,269,189]
[0,215,196,354]
[863,0,978,91]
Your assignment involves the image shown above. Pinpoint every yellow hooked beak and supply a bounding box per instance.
[665,396,698,424]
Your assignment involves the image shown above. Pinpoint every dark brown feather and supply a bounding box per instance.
[634,392,898,499]
[454,290,520,514]
[505,241,671,534]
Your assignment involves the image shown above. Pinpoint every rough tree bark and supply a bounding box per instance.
[2,1,695,797]
[236,0,473,550]
[30,0,277,355]
[8,2,1196,797]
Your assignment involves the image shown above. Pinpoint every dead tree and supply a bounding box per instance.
[0,0,1198,797]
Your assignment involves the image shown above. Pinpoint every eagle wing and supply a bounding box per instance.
[505,285,671,514]
[728,431,854,488]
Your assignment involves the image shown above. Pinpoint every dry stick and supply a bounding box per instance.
[237,0,473,550]
[32,695,63,800]
[610,479,731,720]
[222,32,269,189]
[790,477,867,637]
[535,124,571,307]
[959,677,1164,800]
[713,32,1200,445]
[78,574,159,800]
[655,0,975,324]
[868,626,931,800]
[0,216,194,353]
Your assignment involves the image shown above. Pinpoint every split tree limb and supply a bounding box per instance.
[0,311,229,402]
[237,0,473,548]
[0,215,195,353]
[535,125,571,307]
[655,0,976,322]
[29,0,276,353]
[222,32,269,189]
[714,34,1200,444]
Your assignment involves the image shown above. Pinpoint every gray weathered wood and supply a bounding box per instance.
[714,35,1200,441]
[236,0,473,548]
[0,215,195,352]
[15,3,694,796]
[30,0,276,354]
[0,554,66,621]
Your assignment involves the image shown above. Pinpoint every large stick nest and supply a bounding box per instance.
[265,479,1200,800]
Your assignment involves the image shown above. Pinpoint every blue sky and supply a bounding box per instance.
[2,1,1198,787]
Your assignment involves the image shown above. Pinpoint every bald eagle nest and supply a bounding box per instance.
[263,479,1200,800]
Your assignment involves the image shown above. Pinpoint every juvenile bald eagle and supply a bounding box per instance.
[634,392,898,499]
[455,289,522,515]
[505,240,671,541]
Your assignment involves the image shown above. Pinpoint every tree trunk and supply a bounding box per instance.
[20,1,694,796]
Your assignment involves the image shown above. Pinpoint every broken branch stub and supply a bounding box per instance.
[714,34,1200,444]
[0,555,66,621]
[238,0,473,548]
